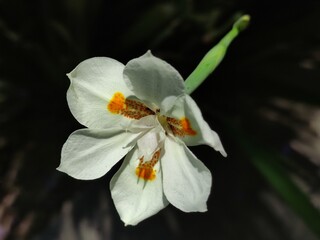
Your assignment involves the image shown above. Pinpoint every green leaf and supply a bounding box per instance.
[185,15,250,94]
[232,126,320,238]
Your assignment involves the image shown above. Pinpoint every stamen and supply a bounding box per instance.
[167,117,197,137]
[107,92,154,119]
[135,149,161,181]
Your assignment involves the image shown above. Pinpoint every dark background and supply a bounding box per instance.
[0,0,320,239]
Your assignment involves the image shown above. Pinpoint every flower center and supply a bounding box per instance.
[108,92,197,182]
[157,113,170,132]
[108,92,197,137]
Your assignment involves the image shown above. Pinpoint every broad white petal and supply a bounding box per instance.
[123,51,185,112]
[110,147,168,226]
[168,94,227,157]
[162,136,212,212]
[58,128,141,180]
[67,57,135,129]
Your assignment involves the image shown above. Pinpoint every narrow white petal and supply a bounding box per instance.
[168,94,227,157]
[110,147,168,226]
[162,136,212,212]
[57,128,141,180]
[137,131,158,158]
[123,115,157,133]
[67,57,135,129]
[123,51,185,112]
[137,124,165,160]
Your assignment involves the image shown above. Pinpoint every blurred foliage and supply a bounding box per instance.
[0,0,320,239]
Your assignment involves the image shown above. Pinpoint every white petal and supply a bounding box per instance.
[67,57,135,129]
[123,51,185,112]
[168,94,227,157]
[137,124,166,160]
[137,131,159,158]
[110,147,168,226]
[124,115,157,133]
[162,136,212,212]
[57,128,141,180]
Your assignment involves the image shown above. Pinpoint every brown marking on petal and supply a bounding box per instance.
[107,92,154,119]
[167,116,197,137]
[135,149,161,181]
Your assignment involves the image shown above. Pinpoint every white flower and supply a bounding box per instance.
[57,51,227,226]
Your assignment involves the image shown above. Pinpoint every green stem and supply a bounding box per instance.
[185,15,250,94]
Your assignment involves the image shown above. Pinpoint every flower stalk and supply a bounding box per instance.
[185,15,250,94]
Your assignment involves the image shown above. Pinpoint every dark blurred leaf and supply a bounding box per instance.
[120,3,177,50]
[230,124,320,238]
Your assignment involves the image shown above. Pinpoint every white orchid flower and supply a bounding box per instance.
[57,51,227,226]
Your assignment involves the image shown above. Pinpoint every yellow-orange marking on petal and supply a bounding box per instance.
[107,92,154,119]
[135,150,161,181]
[167,117,197,137]
[107,92,125,114]
[180,117,197,136]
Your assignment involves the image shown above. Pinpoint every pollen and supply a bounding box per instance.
[107,92,155,119]
[135,150,160,181]
[167,117,197,137]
